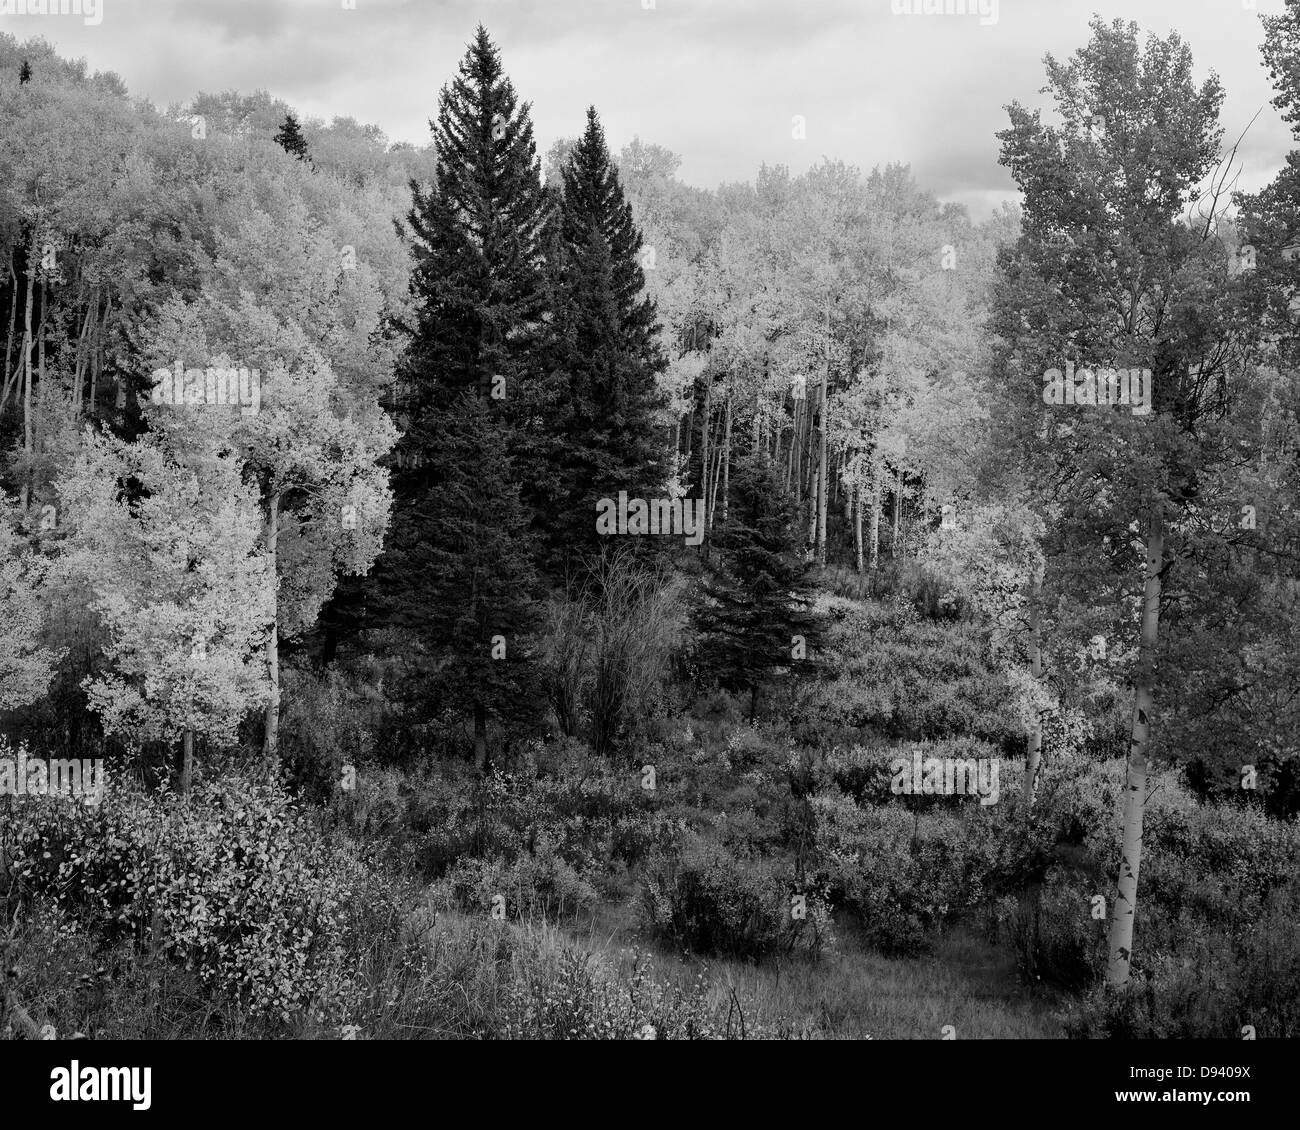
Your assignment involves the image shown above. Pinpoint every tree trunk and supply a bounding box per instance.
[1105,506,1164,989]
[73,298,92,417]
[36,275,46,390]
[181,728,195,797]
[892,466,902,555]
[854,480,864,573]
[700,374,712,503]
[20,228,35,511]
[869,470,881,570]
[1022,586,1042,806]
[263,489,282,758]
[785,401,796,492]
[719,389,732,524]
[474,701,489,772]
[816,316,829,564]
[807,433,820,549]
[3,250,16,407]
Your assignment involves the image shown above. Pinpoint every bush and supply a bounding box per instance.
[2,773,377,1025]
[396,914,790,1039]
[1064,876,1300,1037]
[639,839,831,960]
[810,790,978,955]
[799,596,1022,748]
[430,843,599,922]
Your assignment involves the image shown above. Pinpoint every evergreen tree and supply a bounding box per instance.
[543,107,669,576]
[273,112,310,161]
[398,24,549,416]
[378,393,545,770]
[369,27,551,767]
[18,59,31,85]
[698,450,820,720]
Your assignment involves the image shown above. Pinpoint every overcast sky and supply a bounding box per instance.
[5,0,1297,218]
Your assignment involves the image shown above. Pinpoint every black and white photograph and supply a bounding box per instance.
[0,0,1296,1110]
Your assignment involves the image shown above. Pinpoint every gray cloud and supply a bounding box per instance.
[4,0,1295,217]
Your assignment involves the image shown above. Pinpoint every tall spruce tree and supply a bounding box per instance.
[273,112,310,162]
[399,25,550,415]
[543,107,669,576]
[698,450,821,720]
[370,26,550,769]
[378,393,545,771]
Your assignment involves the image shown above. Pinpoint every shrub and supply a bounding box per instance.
[639,839,831,960]
[430,843,599,922]
[800,596,1022,748]
[2,773,374,1025]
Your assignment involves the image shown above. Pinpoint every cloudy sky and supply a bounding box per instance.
[5,0,1297,217]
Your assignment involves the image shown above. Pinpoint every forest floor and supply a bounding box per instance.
[553,899,1066,1039]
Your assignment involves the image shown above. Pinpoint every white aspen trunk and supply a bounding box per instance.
[700,375,712,503]
[73,298,92,417]
[181,728,194,797]
[3,250,16,403]
[869,468,881,570]
[1105,506,1164,989]
[816,336,829,564]
[854,481,864,573]
[720,390,732,523]
[20,229,35,511]
[1022,585,1043,807]
[892,466,902,554]
[786,400,798,492]
[263,489,282,758]
[807,435,819,548]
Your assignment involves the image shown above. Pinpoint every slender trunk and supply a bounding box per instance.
[807,431,819,549]
[3,250,15,403]
[892,466,902,553]
[74,297,92,417]
[707,438,723,531]
[36,275,45,390]
[20,229,35,510]
[181,729,194,797]
[1105,506,1164,989]
[263,489,282,758]
[788,399,800,496]
[720,391,732,523]
[700,374,711,502]
[474,701,488,772]
[854,481,864,573]
[1022,586,1043,806]
[90,294,110,415]
[816,314,829,563]
[869,469,881,570]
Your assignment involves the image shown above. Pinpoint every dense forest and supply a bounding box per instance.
[2,7,1300,1043]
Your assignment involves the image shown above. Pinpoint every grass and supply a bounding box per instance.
[513,896,1064,1039]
